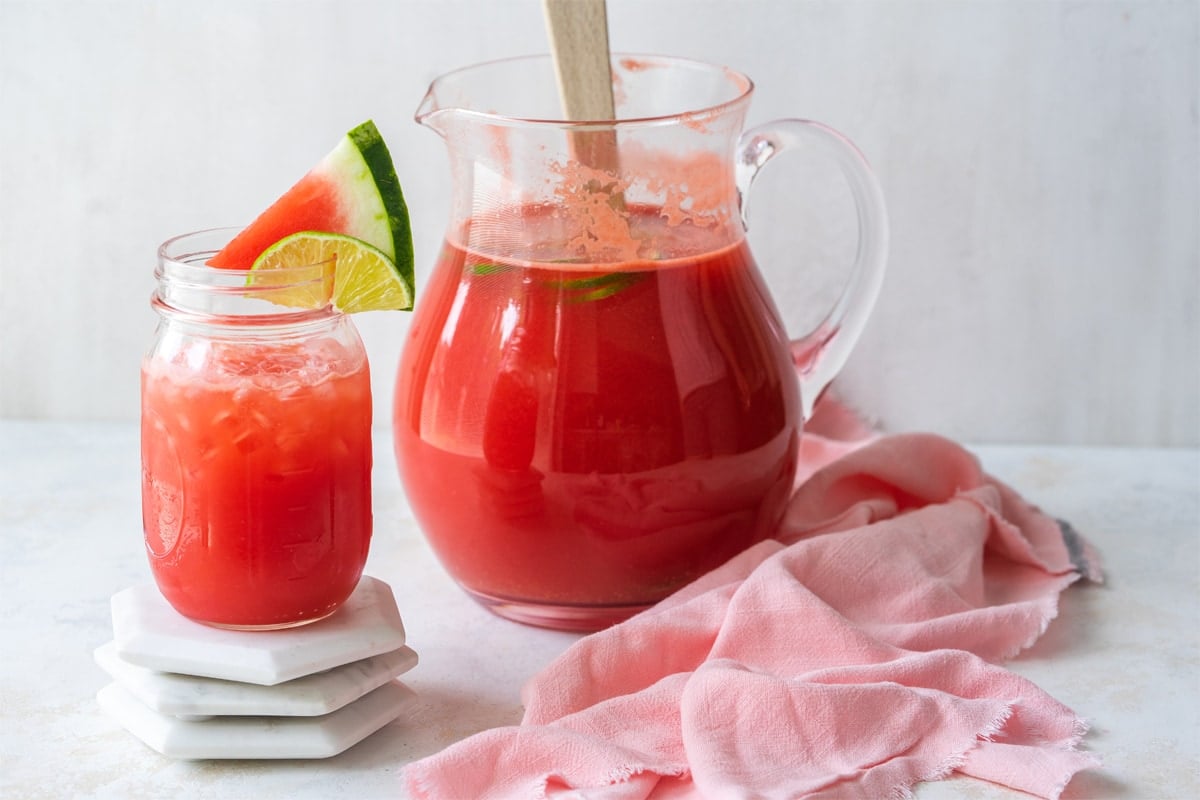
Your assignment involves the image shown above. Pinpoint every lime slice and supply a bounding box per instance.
[250,231,414,313]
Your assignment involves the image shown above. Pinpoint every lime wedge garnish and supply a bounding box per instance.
[250,231,413,313]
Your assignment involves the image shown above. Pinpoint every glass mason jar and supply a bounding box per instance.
[141,228,373,630]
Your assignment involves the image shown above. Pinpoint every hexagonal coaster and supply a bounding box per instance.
[97,679,416,759]
[94,641,418,717]
[112,576,406,685]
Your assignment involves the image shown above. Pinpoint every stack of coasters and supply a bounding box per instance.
[95,575,417,759]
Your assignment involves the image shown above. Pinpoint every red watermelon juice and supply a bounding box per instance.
[142,338,373,628]
[394,207,801,624]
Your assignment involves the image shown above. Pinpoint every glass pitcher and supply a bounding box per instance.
[394,55,887,631]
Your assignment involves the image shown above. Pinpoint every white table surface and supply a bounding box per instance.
[2,421,1197,799]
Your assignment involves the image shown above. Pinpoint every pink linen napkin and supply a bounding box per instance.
[405,402,1102,799]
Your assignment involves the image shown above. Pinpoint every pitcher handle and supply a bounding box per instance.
[735,120,889,419]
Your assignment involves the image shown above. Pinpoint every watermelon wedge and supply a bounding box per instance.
[209,120,413,296]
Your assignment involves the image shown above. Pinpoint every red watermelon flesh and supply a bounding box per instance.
[208,172,344,269]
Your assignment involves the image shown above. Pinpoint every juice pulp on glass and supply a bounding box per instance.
[395,208,800,608]
[141,338,372,628]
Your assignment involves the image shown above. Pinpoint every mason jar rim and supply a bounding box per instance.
[158,226,334,284]
[154,227,336,324]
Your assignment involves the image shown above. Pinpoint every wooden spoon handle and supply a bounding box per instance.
[542,0,616,121]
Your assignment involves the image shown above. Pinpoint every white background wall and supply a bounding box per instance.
[2,0,1196,446]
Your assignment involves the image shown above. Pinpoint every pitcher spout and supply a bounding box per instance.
[414,84,453,138]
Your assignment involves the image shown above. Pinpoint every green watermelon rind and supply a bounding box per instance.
[343,120,414,294]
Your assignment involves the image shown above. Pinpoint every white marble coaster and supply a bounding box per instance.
[94,641,418,717]
[97,679,415,759]
[111,576,406,685]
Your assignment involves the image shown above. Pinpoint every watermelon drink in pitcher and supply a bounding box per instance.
[396,209,799,612]
[394,56,887,631]
[141,122,414,629]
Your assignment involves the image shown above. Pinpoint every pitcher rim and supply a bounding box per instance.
[415,52,755,130]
